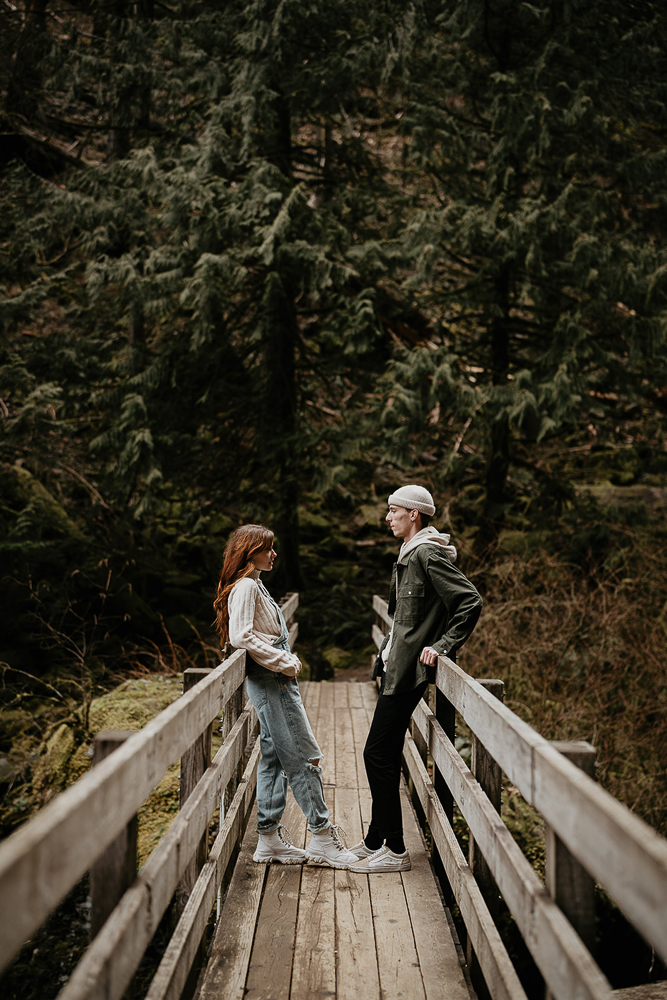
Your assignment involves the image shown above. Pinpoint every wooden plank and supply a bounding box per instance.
[400,783,470,1000]
[372,594,392,629]
[244,863,301,1000]
[198,816,265,1000]
[317,683,336,788]
[279,591,299,625]
[402,736,528,1000]
[348,684,365,708]
[533,742,667,964]
[359,680,378,716]
[290,866,336,1000]
[412,702,612,1000]
[333,785,364,848]
[289,622,299,649]
[89,732,138,940]
[335,856,380,1000]
[176,669,213,924]
[145,744,260,1000]
[369,870,426,1000]
[59,704,256,1000]
[334,700,358,792]
[545,742,597,958]
[333,683,348,709]
[430,653,667,964]
[372,623,385,651]
[350,707,370,792]
[612,985,667,1000]
[0,649,247,971]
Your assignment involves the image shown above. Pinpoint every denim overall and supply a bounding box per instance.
[245,586,330,833]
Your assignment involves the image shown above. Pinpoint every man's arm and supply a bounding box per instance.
[422,548,483,660]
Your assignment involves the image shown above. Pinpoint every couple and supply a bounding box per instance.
[214,485,482,873]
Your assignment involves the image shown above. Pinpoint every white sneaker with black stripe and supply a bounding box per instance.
[348,840,381,860]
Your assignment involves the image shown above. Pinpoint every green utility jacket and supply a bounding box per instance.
[371,545,483,695]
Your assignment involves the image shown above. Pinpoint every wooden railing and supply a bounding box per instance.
[0,592,299,1000]
[373,594,667,1000]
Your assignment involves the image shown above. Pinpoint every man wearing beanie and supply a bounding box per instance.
[349,484,482,874]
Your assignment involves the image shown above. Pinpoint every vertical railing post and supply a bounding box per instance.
[546,741,597,955]
[432,660,456,903]
[90,731,138,940]
[176,667,213,999]
[467,679,504,998]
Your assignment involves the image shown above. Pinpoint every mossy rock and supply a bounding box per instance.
[1,464,86,542]
[321,646,354,671]
[28,675,184,866]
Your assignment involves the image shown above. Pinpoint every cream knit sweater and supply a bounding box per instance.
[228,571,299,673]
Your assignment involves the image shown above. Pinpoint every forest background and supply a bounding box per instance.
[1,0,667,990]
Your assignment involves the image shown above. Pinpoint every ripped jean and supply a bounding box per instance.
[245,666,330,833]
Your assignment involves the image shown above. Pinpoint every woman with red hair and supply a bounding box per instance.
[215,524,357,868]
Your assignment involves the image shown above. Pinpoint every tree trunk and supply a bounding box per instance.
[6,0,50,123]
[482,267,511,538]
[263,272,303,591]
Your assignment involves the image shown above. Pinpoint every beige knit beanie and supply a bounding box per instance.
[387,485,436,516]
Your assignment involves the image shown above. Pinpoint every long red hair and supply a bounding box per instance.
[214,524,274,644]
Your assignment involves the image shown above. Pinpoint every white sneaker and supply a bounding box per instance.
[253,825,307,864]
[305,824,359,869]
[349,845,411,873]
[349,840,382,860]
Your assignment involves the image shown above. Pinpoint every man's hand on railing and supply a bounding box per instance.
[419,646,439,666]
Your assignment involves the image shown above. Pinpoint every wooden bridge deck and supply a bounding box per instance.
[199,680,472,1000]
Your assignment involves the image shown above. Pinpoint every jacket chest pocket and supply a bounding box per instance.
[394,582,425,626]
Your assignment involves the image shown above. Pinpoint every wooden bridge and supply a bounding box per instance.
[1,592,667,1000]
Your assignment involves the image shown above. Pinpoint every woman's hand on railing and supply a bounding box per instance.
[283,657,302,679]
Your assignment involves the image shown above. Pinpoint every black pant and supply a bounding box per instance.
[363,678,428,840]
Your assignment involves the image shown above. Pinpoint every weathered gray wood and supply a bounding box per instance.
[0,649,246,972]
[403,734,528,1000]
[145,741,260,1000]
[399,783,470,1000]
[546,742,597,958]
[317,681,336,788]
[412,700,612,1000]
[288,621,299,649]
[368,867,427,1000]
[335,867,381,1000]
[468,679,504,980]
[245,865,301,1000]
[612,985,667,999]
[372,593,392,630]
[371,622,385,650]
[90,732,138,941]
[334,695,358,790]
[533,742,667,965]
[279,591,299,626]
[176,669,213,925]
[244,778,304,1000]
[428,652,667,963]
[291,866,337,1000]
[198,816,265,1000]
[58,704,256,1000]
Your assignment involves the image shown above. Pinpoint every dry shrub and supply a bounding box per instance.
[462,529,667,834]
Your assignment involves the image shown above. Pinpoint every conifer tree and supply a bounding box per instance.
[380,0,667,535]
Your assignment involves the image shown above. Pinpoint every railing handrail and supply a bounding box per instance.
[0,649,246,971]
[433,653,667,962]
[372,592,667,994]
[0,591,301,997]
